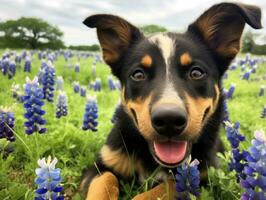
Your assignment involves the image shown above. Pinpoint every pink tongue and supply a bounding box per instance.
[154,141,187,164]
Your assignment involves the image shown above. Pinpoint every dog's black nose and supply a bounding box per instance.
[151,104,187,137]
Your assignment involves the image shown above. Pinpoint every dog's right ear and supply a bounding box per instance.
[83,14,142,74]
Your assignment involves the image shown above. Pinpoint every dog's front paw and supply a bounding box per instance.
[86,172,119,200]
[132,180,176,200]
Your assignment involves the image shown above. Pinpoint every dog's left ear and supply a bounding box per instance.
[188,3,262,68]
[83,14,142,75]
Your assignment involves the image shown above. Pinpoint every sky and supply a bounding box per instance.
[0,0,265,46]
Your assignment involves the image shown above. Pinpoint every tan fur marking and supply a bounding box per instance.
[141,54,153,68]
[180,52,192,66]
[86,172,119,200]
[184,93,213,138]
[100,145,147,178]
[132,179,176,200]
[214,84,220,108]
[122,94,154,140]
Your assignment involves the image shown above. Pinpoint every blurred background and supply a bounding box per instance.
[0,0,265,54]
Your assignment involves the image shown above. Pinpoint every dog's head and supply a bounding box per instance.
[84,3,262,167]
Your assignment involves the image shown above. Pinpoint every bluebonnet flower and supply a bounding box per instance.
[24,56,31,72]
[259,85,265,97]
[82,96,98,131]
[80,86,86,97]
[8,60,16,79]
[241,130,266,200]
[223,72,228,79]
[225,121,248,181]
[229,63,237,70]
[15,54,22,64]
[227,83,236,99]
[94,78,101,92]
[23,77,46,135]
[74,63,80,73]
[251,65,257,73]
[223,98,230,122]
[1,57,9,76]
[11,83,23,103]
[261,105,266,119]
[175,156,200,199]
[0,145,14,160]
[108,76,116,90]
[56,92,68,118]
[242,70,251,80]
[42,62,55,102]
[73,81,80,93]
[56,76,64,91]
[0,107,16,142]
[35,156,64,200]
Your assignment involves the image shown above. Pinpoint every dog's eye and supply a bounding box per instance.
[131,69,146,81]
[189,67,205,80]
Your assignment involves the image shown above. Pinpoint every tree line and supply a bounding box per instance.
[0,17,265,54]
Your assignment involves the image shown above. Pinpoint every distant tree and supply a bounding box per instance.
[140,25,167,35]
[241,30,255,53]
[69,44,100,51]
[0,17,64,49]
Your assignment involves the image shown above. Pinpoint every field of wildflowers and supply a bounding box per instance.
[0,50,265,200]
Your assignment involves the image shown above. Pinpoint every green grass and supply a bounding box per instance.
[0,50,265,200]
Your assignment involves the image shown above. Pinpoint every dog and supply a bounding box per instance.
[80,2,262,199]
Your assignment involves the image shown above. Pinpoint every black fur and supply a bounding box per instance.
[81,2,262,198]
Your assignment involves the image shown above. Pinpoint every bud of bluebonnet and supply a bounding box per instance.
[57,76,64,91]
[56,91,68,118]
[24,56,31,72]
[1,57,9,76]
[73,81,80,93]
[242,70,251,80]
[8,60,16,79]
[108,76,116,90]
[261,105,266,118]
[0,107,16,142]
[23,77,46,134]
[82,96,98,131]
[74,63,80,73]
[227,83,236,99]
[11,84,23,102]
[94,78,101,92]
[80,86,87,97]
[42,62,55,102]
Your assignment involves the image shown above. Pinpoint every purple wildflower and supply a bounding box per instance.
[35,156,64,200]
[73,81,80,93]
[56,92,68,118]
[82,96,98,131]
[176,156,200,199]
[23,77,46,135]
[42,62,55,102]
[24,56,31,72]
[0,107,16,142]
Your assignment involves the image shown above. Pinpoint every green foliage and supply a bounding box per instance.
[69,44,100,51]
[0,17,64,49]
[241,31,266,55]
[0,50,265,199]
[140,24,167,35]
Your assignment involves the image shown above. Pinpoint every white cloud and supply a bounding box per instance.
[0,0,265,45]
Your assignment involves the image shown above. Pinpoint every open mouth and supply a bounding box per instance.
[150,140,191,168]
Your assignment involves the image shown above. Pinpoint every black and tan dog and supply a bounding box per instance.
[80,2,262,200]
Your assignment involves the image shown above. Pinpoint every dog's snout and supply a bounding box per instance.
[151,104,187,137]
